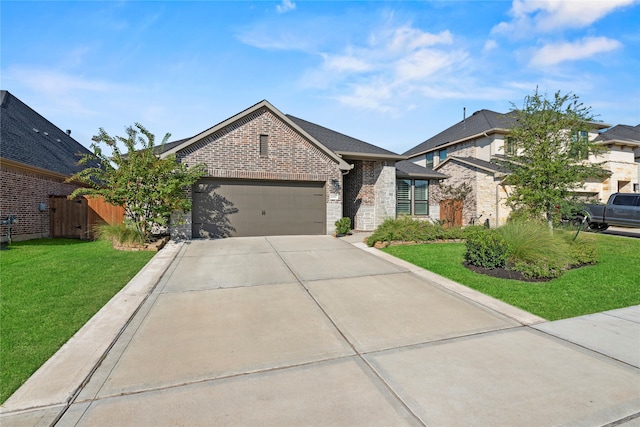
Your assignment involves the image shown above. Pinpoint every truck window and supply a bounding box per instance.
[612,195,638,206]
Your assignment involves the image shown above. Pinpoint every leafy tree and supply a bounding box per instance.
[497,89,609,230]
[68,123,206,240]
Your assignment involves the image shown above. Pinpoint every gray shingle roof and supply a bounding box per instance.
[395,160,448,179]
[404,109,517,157]
[0,90,98,176]
[594,124,640,144]
[286,115,403,159]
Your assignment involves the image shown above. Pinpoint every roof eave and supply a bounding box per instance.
[396,171,448,180]
[336,151,406,161]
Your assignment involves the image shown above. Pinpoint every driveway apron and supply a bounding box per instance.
[43,236,640,426]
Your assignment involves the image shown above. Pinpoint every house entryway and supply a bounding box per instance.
[192,179,326,238]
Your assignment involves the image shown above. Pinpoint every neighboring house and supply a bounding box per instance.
[590,124,640,194]
[0,90,97,242]
[158,100,444,238]
[403,109,637,227]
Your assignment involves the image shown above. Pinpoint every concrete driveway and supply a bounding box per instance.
[2,236,639,426]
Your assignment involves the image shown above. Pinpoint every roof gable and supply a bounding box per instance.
[435,156,507,176]
[160,100,352,170]
[0,90,97,176]
[404,109,516,157]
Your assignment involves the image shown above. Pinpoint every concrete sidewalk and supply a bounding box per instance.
[2,236,639,426]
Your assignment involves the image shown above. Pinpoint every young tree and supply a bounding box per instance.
[68,123,206,240]
[497,89,609,231]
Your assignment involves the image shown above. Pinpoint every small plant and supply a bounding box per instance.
[464,227,509,269]
[95,223,146,246]
[335,217,351,235]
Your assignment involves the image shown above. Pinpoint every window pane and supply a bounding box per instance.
[439,149,447,161]
[426,152,434,168]
[396,180,411,199]
[414,201,428,216]
[397,200,411,215]
[414,180,428,200]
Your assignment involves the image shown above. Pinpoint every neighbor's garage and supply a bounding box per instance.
[192,179,326,237]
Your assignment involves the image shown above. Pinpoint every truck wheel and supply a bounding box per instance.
[598,224,609,231]
[588,222,601,231]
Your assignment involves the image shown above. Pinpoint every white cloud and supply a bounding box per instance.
[304,25,467,112]
[530,36,622,67]
[483,40,498,53]
[493,0,638,36]
[276,0,296,14]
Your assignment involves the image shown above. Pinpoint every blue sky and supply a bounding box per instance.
[2,0,639,155]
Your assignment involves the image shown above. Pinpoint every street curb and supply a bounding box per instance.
[352,242,546,326]
[0,241,184,416]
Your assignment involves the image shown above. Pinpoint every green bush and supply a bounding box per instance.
[366,217,466,246]
[463,220,598,278]
[335,217,351,235]
[464,227,509,269]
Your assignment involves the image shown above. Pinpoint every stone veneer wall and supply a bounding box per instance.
[0,165,78,242]
[343,160,396,231]
[374,162,396,228]
[173,107,343,238]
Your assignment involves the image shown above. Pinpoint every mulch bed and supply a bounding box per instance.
[463,262,550,283]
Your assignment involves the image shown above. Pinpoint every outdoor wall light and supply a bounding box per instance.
[331,179,341,192]
[38,203,47,212]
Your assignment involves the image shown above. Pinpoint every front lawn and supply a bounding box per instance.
[383,233,640,321]
[0,239,154,403]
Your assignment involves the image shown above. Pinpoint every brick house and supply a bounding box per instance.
[404,109,638,227]
[159,100,445,238]
[0,90,97,242]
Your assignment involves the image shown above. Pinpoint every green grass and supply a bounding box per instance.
[383,233,640,321]
[0,239,154,403]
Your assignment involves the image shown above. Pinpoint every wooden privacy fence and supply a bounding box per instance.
[49,196,125,239]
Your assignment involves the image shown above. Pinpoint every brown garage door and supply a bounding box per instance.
[192,179,326,238]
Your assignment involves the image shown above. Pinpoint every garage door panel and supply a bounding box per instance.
[193,179,326,237]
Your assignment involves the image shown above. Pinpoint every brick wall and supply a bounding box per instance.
[0,165,78,242]
[175,107,343,237]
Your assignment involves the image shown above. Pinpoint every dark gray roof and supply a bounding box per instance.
[287,114,403,159]
[404,109,517,157]
[438,156,507,175]
[395,160,447,179]
[0,90,98,176]
[594,124,640,144]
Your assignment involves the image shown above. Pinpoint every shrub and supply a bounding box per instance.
[335,217,351,235]
[366,217,465,246]
[95,223,146,246]
[464,227,509,269]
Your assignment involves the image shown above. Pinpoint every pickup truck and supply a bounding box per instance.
[581,193,640,230]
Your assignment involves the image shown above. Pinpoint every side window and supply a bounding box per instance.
[439,148,447,162]
[426,152,434,168]
[612,195,635,206]
[414,180,429,215]
[259,134,269,157]
[396,180,411,215]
